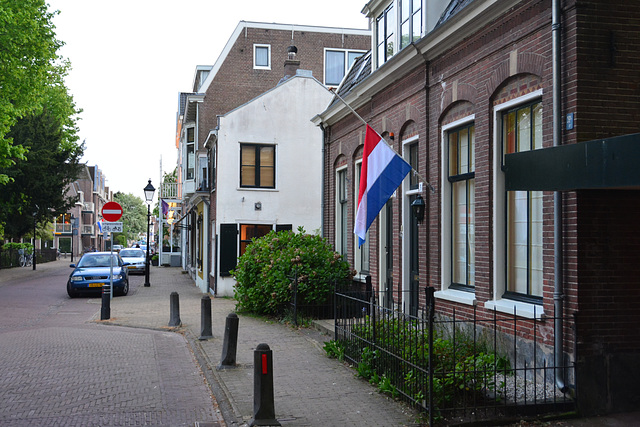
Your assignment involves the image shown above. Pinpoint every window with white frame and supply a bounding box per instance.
[254,44,271,70]
[448,123,475,290]
[376,3,396,67]
[336,167,348,257]
[400,0,422,50]
[186,127,195,180]
[501,101,543,301]
[354,161,370,276]
[325,49,366,86]
[376,0,423,67]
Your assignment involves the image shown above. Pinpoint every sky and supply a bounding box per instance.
[47,0,370,203]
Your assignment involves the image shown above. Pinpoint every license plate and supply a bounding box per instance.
[127,266,136,269]
[88,283,104,288]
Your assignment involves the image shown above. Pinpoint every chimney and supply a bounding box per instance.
[283,45,300,80]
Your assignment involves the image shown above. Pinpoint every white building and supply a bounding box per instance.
[210,70,333,296]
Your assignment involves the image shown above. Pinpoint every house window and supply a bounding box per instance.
[240,144,275,188]
[186,127,195,180]
[240,224,272,255]
[376,3,396,67]
[254,44,271,69]
[325,49,366,86]
[502,101,543,300]
[449,124,475,289]
[400,0,422,49]
[198,154,208,191]
[355,162,370,275]
[336,167,348,257]
[407,141,419,190]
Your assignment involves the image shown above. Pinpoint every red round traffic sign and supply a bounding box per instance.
[102,201,123,222]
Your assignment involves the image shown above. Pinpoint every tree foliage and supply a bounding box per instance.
[113,192,148,243]
[0,0,66,185]
[0,109,84,238]
[232,227,354,316]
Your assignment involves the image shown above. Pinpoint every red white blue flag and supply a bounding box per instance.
[354,125,412,246]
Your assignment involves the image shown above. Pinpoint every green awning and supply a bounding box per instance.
[504,133,640,191]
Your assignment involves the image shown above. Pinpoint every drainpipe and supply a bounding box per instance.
[320,123,327,239]
[552,0,569,394]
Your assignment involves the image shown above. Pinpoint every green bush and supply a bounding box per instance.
[232,227,354,316]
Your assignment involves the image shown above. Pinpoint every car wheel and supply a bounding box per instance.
[118,280,129,296]
[67,282,77,298]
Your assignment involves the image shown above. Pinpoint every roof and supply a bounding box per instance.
[196,21,370,95]
[435,0,476,28]
[329,50,372,108]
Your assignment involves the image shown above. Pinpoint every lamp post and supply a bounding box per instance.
[143,179,155,287]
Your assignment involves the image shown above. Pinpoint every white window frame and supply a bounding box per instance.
[401,134,419,305]
[324,48,367,86]
[335,166,348,257]
[435,115,477,306]
[486,89,545,319]
[354,160,370,278]
[253,44,271,70]
[186,126,196,181]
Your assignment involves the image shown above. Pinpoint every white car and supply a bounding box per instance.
[119,248,146,274]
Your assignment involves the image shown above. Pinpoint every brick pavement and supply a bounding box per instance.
[102,265,422,427]
[0,259,223,426]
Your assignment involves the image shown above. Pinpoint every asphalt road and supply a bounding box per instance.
[0,260,224,426]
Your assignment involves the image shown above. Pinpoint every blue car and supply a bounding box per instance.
[67,252,129,298]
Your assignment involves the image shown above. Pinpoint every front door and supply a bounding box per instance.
[409,195,419,317]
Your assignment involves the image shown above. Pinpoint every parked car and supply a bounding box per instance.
[67,252,129,298]
[112,244,123,252]
[119,248,146,275]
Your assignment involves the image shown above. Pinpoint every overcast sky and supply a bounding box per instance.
[47,0,369,202]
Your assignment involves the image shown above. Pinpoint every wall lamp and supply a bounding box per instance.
[411,195,426,223]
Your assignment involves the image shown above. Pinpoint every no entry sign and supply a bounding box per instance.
[102,201,123,222]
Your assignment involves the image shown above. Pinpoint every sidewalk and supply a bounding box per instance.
[101,265,422,427]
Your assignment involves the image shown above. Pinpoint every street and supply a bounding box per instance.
[0,260,224,426]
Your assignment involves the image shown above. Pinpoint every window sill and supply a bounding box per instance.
[434,289,477,306]
[237,187,278,192]
[484,299,545,319]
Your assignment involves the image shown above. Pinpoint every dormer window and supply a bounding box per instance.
[375,0,423,67]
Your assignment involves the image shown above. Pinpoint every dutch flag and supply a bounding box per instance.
[354,125,412,247]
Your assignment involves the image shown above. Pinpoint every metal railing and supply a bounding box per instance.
[333,285,576,425]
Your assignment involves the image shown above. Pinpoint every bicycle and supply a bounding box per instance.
[19,250,33,267]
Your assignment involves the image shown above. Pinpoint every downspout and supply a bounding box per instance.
[320,123,327,239]
[552,0,568,393]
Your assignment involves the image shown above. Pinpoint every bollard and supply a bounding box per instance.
[249,343,280,427]
[217,313,239,369]
[199,295,213,340]
[100,284,110,320]
[168,292,181,327]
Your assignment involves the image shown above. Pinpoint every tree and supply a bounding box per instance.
[0,109,84,238]
[0,0,65,185]
[113,192,147,244]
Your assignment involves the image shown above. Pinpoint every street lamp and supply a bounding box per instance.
[143,179,155,287]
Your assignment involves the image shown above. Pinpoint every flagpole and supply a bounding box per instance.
[328,88,435,194]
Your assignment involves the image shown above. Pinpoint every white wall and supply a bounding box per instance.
[215,74,333,296]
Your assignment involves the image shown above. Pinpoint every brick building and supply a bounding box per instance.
[314,0,640,416]
[167,21,370,292]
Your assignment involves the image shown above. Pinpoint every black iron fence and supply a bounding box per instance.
[333,285,576,425]
[0,248,58,269]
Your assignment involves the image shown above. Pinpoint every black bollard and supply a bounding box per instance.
[168,292,181,327]
[218,313,239,369]
[100,283,110,320]
[199,295,213,340]
[249,343,280,427]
